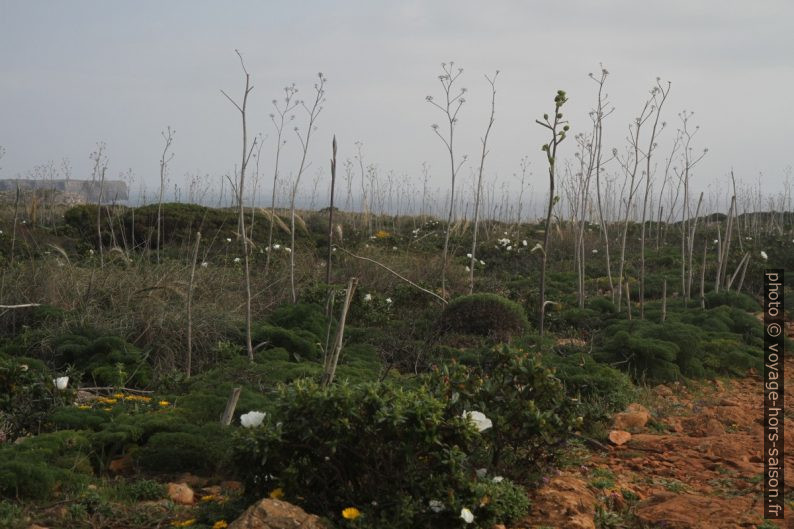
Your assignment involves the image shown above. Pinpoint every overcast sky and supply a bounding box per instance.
[1,0,792,212]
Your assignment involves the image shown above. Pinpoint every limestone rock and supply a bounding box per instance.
[229,499,327,529]
[167,482,195,505]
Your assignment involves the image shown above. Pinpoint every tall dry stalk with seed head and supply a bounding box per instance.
[221,49,258,362]
[427,62,468,298]
[468,71,498,294]
[289,73,326,303]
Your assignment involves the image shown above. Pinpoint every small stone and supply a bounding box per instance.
[167,482,195,505]
[608,430,632,446]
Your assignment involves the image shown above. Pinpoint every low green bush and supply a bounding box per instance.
[54,331,151,388]
[0,430,93,499]
[232,380,483,529]
[703,290,761,312]
[136,425,227,474]
[441,294,529,341]
[430,346,580,481]
[543,353,635,431]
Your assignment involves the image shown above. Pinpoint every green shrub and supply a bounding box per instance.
[470,478,531,526]
[0,356,72,440]
[54,332,151,388]
[704,290,761,312]
[136,425,226,474]
[596,322,681,382]
[430,346,580,481]
[267,302,329,341]
[0,499,24,529]
[232,380,482,529]
[543,353,635,431]
[0,430,92,499]
[117,479,165,502]
[441,294,529,341]
[250,325,320,362]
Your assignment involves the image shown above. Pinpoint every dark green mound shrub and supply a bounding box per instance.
[136,425,226,474]
[704,290,761,312]
[0,430,92,499]
[233,380,482,529]
[441,294,529,341]
[250,325,320,362]
[54,332,151,387]
[587,297,618,314]
[596,322,681,382]
[267,302,329,341]
[543,353,635,430]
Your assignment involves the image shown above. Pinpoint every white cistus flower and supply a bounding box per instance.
[233,257,241,263]
[460,507,474,524]
[592,249,598,254]
[364,293,372,302]
[200,261,208,268]
[273,244,281,250]
[760,251,768,260]
[53,376,69,390]
[475,468,487,479]
[428,500,444,513]
[492,475,504,483]
[385,298,392,304]
[462,410,492,432]
[240,411,266,428]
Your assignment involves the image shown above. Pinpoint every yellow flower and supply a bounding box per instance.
[77,405,90,410]
[102,407,112,412]
[170,520,196,527]
[212,521,228,529]
[341,507,360,520]
[159,400,170,407]
[269,488,284,500]
[201,494,215,502]
[374,230,390,239]
[113,392,124,399]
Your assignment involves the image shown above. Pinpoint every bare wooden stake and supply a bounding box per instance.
[661,279,667,323]
[220,387,242,426]
[322,277,358,387]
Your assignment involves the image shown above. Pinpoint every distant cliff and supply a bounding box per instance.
[0,179,128,202]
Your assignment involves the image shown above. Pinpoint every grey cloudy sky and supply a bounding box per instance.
[1,0,792,212]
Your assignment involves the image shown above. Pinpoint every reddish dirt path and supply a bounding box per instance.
[518,351,793,528]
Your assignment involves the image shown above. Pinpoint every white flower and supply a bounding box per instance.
[364,293,372,302]
[479,260,485,266]
[591,249,598,254]
[273,244,281,250]
[760,251,768,260]
[201,261,208,267]
[240,411,266,428]
[491,475,504,483]
[385,298,392,304]
[465,266,470,272]
[234,257,241,263]
[522,240,528,246]
[506,246,512,251]
[462,410,492,432]
[713,239,718,244]
[466,253,472,258]
[53,376,69,390]
[745,236,752,240]
[226,238,232,243]
[460,507,474,524]
[89,249,95,255]
[19,364,28,372]
[428,500,444,513]
[285,247,292,253]
[392,246,398,250]
[475,468,487,479]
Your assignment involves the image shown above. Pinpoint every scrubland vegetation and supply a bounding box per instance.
[0,62,791,528]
